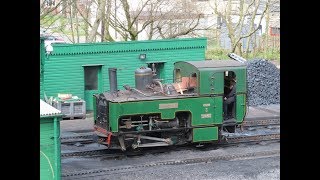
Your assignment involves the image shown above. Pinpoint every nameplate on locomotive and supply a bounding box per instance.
[159,103,178,109]
[201,113,212,118]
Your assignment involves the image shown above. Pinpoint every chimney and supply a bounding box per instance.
[108,68,118,95]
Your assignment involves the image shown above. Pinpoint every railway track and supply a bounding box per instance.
[62,148,280,179]
[61,135,94,140]
[61,132,280,158]
[60,117,280,145]
[241,118,279,127]
[61,139,95,145]
[220,133,280,144]
[61,149,123,158]
[61,134,94,145]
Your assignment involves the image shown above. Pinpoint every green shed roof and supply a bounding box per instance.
[50,37,207,55]
[40,99,61,117]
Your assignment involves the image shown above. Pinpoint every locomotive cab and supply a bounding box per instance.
[174,61,246,133]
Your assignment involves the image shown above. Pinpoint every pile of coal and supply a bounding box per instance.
[246,59,280,106]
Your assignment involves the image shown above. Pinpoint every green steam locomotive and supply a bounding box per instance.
[93,58,247,151]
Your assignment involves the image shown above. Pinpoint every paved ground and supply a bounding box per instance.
[60,116,94,134]
[98,155,280,180]
[62,141,280,180]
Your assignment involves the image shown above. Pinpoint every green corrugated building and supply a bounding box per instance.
[40,38,207,110]
[40,99,62,180]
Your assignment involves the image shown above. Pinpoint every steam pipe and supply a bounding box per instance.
[152,79,164,93]
[123,85,150,97]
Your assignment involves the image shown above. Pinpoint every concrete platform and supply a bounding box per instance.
[60,117,94,134]
[246,105,280,119]
[60,104,280,135]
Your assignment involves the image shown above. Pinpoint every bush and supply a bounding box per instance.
[205,47,280,62]
[247,48,280,62]
[205,48,229,60]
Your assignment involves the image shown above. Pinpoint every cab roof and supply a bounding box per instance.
[181,60,246,68]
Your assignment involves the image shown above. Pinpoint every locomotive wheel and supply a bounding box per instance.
[97,136,107,144]
[195,142,211,150]
[126,146,142,153]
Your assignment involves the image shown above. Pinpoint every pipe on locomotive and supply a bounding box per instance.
[108,68,118,95]
[152,79,164,94]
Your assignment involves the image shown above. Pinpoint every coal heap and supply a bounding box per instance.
[246,59,280,106]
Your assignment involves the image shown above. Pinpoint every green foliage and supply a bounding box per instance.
[206,47,280,61]
[205,48,230,60]
[40,14,62,27]
[41,14,87,37]
[247,48,280,62]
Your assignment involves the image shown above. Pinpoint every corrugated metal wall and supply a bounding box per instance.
[40,118,56,180]
[40,75,43,98]
[40,38,207,109]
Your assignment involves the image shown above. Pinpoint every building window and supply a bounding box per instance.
[44,0,55,6]
[270,27,280,36]
[147,62,165,80]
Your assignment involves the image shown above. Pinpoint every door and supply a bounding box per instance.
[84,66,102,111]
[236,94,246,123]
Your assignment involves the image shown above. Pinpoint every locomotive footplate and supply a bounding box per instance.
[222,118,237,126]
[222,118,237,133]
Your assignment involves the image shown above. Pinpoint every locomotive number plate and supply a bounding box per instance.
[201,113,212,118]
[159,103,178,109]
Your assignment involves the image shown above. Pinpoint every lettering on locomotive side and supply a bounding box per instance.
[201,113,212,118]
[159,103,178,109]
[203,103,211,107]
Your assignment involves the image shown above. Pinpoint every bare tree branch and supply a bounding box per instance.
[103,0,115,42]
[40,0,78,31]
[232,0,270,52]
[245,0,261,55]
[130,0,151,29]
[40,0,63,20]
[87,0,107,42]
[75,3,93,28]
[212,0,270,54]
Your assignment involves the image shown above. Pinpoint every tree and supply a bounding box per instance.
[154,0,205,39]
[40,0,211,43]
[87,0,209,42]
[40,0,63,20]
[212,0,270,56]
[87,0,107,42]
